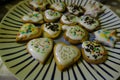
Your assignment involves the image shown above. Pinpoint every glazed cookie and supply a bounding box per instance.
[50,2,66,12]
[30,0,49,11]
[84,1,105,18]
[22,11,44,24]
[94,29,118,47]
[44,9,62,22]
[54,43,81,71]
[27,38,53,64]
[78,15,100,32]
[60,14,78,25]
[62,25,88,44]
[16,23,42,42]
[67,5,84,16]
[82,41,108,64]
[42,23,62,39]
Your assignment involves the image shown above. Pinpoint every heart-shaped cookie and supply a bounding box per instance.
[54,43,81,71]
[44,9,62,22]
[27,38,53,64]
[16,23,42,42]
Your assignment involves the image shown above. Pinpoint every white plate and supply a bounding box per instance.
[0,0,120,80]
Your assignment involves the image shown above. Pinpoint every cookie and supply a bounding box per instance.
[44,9,62,22]
[67,5,84,16]
[84,1,105,18]
[78,15,100,32]
[30,0,49,11]
[82,41,108,64]
[22,11,44,24]
[27,38,53,64]
[60,14,78,25]
[41,23,62,39]
[50,2,66,12]
[94,29,118,47]
[62,25,88,44]
[54,43,81,71]
[16,23,42,42]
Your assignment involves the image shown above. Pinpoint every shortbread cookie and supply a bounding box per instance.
[60,14,78,25]
[22,11,44,24]
[54,43,81,71]
[50,2,66,12]
[27,38,53,64]
[42,23,62,38]
[30,0,49,11]
[67,5,84,16]
[44,9,62,22]
[16,23,42,42]
[62,25,88,44]
[94,29,118,47]
[82,41,108,64]
[78,15,100,32]
[84,1,105,18]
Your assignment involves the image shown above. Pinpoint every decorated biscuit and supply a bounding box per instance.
[94,29,118,47]
[42,23,62,38]
[67,5,84,16]
[44,9,62,22]
[50,2,66,12]
[84,1,105,18]
[82,41,108,64]
[60,14,78,25]
[27,38,53,64]
[16,23,42,42]
[30,0,49,11]
[78,15,100,31]
[22,11,44,24]
[62,25,88,44]
[54,43,81,71]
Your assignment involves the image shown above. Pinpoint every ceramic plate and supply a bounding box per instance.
[0,0,120,80]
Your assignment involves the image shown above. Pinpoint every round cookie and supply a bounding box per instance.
[82,41,108,64]
[54,43,81,71]
[41,23,62,39]
[44,9,62,22]
[16,23,42,42]
[62,25,88,44]
[27,38,53,64]
[78,15,100,32]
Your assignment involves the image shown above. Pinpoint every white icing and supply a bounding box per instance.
[45,9,61,20]
[22,12,43,22]
[61,14,78,24]
[94,29,117,47]
[55,44,78,65]
[63,25,86,40]
[78,15,99,30]
[82,41,105,60]
[51,2,65,11]
[30,0,42,8]
[43,23,60,35]
[27,38,53,62]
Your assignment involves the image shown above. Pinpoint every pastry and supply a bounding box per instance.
[67,5,84,16]
[44,9,62,22]
[27,38,53,64]
[60,14,78,25]
[78,15,100,32]
[84,0,105,18]
[41,23,62,39]
[62,25,88,44]
[82,41,108,64]
[22,11,44,24]
[16,23,42,42]
[50,2,66,12]
[94,29,118,47]
[54,43,81,71]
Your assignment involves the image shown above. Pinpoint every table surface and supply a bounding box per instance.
[0,0,120,80]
